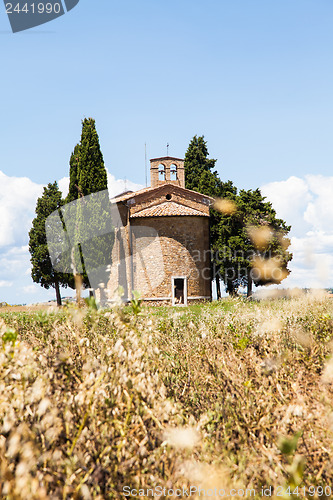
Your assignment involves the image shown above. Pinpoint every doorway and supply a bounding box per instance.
[172,276,187,306]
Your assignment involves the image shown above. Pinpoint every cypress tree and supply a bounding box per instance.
[184,135,236,298]
[78,118,108,195]
[67,118,108,203]
[66,143,80,203]
[184,135,218,194]
[65,118,113,298]
[29,182,68,306]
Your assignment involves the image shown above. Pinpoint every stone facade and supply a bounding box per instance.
[106,156,213,305]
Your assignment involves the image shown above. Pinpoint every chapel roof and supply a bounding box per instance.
[112,183,214,204]
[131,201,207,218]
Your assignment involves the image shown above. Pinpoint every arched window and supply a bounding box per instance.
[158,164,165,181]
[170,164,177,181]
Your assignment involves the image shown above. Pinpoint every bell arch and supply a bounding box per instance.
[150,156,185,188]
[170,164,177,181]
[158,164,165,181]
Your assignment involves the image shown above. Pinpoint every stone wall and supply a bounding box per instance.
[131,216,211,300]
[130,184,210,217]
[105,183,213,305]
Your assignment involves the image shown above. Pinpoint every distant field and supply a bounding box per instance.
[0,303,57,313]
[1,294,333,499]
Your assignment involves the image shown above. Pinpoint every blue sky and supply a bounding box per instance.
[2,0,333,187]
[1,0,333,304]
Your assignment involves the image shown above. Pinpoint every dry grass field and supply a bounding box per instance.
[0,304,57,314]
[1,292,333,499]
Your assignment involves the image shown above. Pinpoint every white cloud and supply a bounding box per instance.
[303,175,333,231]
[22,284,40,294]
[58,176,69,198]
[261,176,313,236]
[261,174,333,289]
[0,246,31,280]
[107,172,143,198]
[0,280,13,288]
[0,169,143,304]
[58,171,143,199]
[0,171,43,247]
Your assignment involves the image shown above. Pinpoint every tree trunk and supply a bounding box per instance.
[55,277,62,307]
[227,280,237,297]
[216,278,221,300]
[74,274,82,305]
[247,273,253,298]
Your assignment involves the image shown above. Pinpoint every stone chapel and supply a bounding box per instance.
[106,156,213,305]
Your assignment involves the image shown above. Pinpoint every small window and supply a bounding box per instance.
[166,194,172,201]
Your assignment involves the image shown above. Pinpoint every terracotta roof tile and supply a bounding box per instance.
[131,201,207,218]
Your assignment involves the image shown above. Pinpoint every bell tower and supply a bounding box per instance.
[150,156,185,188]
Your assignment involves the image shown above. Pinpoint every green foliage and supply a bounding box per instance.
[278,431,302,456]
[217,188,292,293]
[184,135,226,197]
[66,143,80,203]
[84,296,98,311]
[184,135,238,298]
[233,330,252,351]
[310,313,333,343]
[64,118,114,292]
[78,118,108,195]
[278,431,305,493]
[184,135,292,297]
[28,182,68,305]
[67,119,108,203]
[1,328,17,346]
[130,290,143,316]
